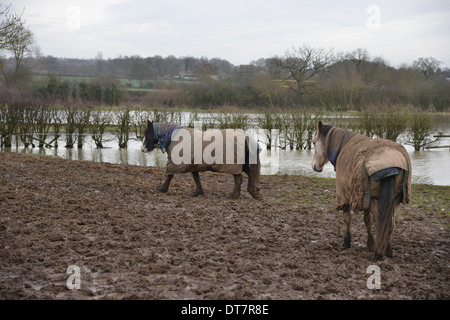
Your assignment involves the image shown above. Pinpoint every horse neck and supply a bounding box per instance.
[153,122,177,138]
[154,123,183,148]
[325,127,355,170]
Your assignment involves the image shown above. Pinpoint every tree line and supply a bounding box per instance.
[1,4,449,111]
[3,49,449,111]
[0,98,443,152]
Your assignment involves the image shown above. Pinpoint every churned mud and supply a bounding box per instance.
[0,152,448,300]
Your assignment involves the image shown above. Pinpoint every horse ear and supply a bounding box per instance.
[147,119,152,127]
[318,121,323,131]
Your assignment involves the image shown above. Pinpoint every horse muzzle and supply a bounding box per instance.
[313,163,323,172]
[141,146,148,153]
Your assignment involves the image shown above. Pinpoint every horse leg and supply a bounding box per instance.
[343,206,351,248]
[364,208,375,253]
[247,173,259,200]
[246,164,261,200]
[158,174,173,192]
[230,174,242,199]
[191,171,204,197]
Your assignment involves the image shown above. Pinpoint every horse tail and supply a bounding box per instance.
[375,174,396,259]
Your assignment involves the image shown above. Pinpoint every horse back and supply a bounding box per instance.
[335,136,411,211]
[165,128,258,176]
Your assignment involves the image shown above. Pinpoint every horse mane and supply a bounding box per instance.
[320,124,334,139]
[324,125,356,170]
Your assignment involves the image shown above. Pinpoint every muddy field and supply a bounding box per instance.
[0,151,448,300]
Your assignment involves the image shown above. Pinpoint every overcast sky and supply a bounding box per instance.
[10,0,450,68]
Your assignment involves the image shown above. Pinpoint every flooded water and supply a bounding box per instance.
[3,133,449,186]
[2,111,449,185]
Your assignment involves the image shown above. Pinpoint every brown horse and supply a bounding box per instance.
[141,120,261,199]
[312,121,411,260]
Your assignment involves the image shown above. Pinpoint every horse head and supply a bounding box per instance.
[312,121,330,172]
[141,120,158,153]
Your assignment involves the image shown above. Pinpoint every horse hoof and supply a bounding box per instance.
[158,185,169,193]
[385,245,393,258]
[343,238,351,249]
[229,193,240,199]
[247,188,260,200]
[374,252,384,261]
[250,192,261,200]
[191,190,204,197]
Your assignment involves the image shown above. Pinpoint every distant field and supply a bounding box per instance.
[33,74,194,92]
[33,74,94,83]
[125,88,161,92]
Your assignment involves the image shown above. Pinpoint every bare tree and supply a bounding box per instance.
[114,109,131,148]
[8,20,33,72]
[0,3,19,50]
[128,59,154,88]
[0,4,35,87]
[33,104,53,148]
[413,57,442,80]
[194,59,217,81]
[39,55,60,75]
[90,109,113,148]
[404,113,442,151]
[273,44,335,105]
[345,48,370,72]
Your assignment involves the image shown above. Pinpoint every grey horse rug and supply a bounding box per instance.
[325,127,412,212]
[154,124,259,176]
